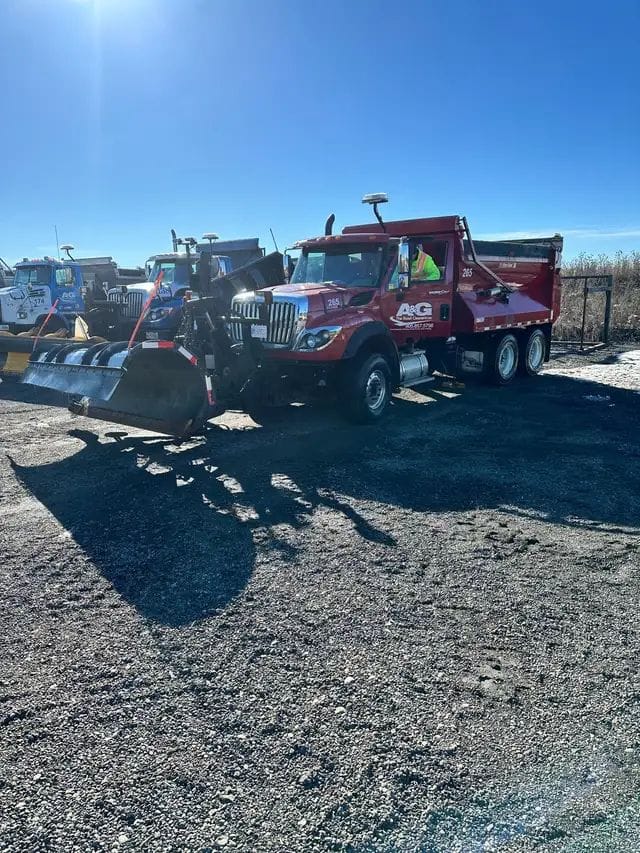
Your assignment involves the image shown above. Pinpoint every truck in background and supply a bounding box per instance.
[95,232,266,342]
[0,254,145,336]
[0,253,145,378]
[0,257,14,289]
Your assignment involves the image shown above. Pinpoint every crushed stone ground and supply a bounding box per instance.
[1,346,639,852]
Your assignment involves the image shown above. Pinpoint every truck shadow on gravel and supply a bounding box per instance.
[10,372,640,625]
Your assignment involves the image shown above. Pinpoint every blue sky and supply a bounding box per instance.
[1,0,639,266]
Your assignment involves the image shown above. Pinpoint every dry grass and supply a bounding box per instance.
[555,251,640,342]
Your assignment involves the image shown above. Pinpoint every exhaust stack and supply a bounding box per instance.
[324,213,335,236]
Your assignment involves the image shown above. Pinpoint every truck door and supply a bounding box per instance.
[380,237,454,344]
[53,265,85,315]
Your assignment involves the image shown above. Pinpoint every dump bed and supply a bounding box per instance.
[196,238,264,270]
[469,237,562,323]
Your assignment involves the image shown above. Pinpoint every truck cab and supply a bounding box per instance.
[229,202,562,421]
[106,251,233,341]
[0,258,85,334]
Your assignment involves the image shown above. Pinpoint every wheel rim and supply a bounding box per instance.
[365,369,387,413]
[528,335,544,370]
[498,341,517,378]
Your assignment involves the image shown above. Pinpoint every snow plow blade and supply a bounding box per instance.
[0,331,105,380]
[0,333,69,379]
[22,341,209,436]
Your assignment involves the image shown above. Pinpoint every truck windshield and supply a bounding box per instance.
[14,266,51,287]
[291,244,384,288]
[149,260,197,286]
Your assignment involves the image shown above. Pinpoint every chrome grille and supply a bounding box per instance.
[108,290,146,320]
[230,298,299,347]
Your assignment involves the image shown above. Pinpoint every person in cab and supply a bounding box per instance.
[412,242,441,281]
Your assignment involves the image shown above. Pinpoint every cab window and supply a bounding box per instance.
[55,267,74,286]
[410,239,448,281]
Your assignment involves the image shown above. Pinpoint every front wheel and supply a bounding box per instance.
[487,333,519,385]
[518,328,546,376]
[340,353,392,423]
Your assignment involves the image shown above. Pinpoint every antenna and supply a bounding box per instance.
[269,228,279,253]
[362,192,389,233]
[54,225,60,260]
[202,233,219,256]
[59,244,75,261]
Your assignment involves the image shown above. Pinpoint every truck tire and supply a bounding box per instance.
[340,353,391,423]
[487,333,519,385]
[518,328,546,377]
[239,378,287,425]
[34,315,70,337]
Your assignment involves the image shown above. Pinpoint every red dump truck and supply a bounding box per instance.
[23,195,563,436]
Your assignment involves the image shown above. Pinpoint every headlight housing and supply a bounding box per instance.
[294,326,342,351]
[148,307,175,321]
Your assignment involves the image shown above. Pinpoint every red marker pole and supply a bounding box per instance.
[127,270,164,351]
[32,298,60,351]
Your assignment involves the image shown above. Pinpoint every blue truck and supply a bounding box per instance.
[102,234,265,341]
[0,256,87,334]
[0,253,146,334]
[0,235,268,378]
[0,254,146,377]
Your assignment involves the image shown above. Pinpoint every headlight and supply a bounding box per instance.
[148,308,174,321]
[295,326,342,351]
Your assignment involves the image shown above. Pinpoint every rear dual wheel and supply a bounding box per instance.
[488,334,519,385]
[487,329,546,385]
[518,328,546,376]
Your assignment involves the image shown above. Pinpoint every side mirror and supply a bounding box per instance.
[283,253,291,283]
[398,239,411,290]
[209,256,220,279]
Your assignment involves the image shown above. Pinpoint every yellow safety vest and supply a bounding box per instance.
[412,250,441,281]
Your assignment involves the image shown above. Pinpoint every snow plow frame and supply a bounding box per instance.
[19,251,285,436]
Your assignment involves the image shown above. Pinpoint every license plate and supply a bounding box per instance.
[250,324,268,341]
[145,331,159,340]
[0,324,9,331]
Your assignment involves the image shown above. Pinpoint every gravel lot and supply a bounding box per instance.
[1,347,639,852]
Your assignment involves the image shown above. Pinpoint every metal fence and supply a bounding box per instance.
[555,274,614,350]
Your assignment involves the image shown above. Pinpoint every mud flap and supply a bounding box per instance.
[23,341,210,436]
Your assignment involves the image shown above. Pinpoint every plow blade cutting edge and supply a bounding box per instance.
[22,341,208,436]
[0,333,75,379]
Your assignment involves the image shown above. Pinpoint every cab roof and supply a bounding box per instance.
[296,233,397,249]
[148,252,197,262]
[15,257,67,267]
[296,216,463,249]
[342,215,462,237]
